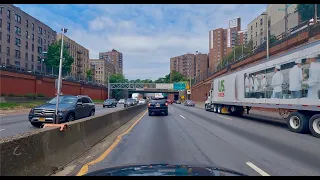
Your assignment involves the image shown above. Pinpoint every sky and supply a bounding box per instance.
[15,4,267,80]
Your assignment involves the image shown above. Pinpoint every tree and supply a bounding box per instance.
[45,40,74,73]
[86,69,93,81]
[170,70,188,82]
[269,34,277,44]
[109,73,128,99]
[297,4,320,22]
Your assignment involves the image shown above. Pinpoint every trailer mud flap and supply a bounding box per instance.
[222,107,228,114]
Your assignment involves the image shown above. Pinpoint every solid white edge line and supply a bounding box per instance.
[179,115,186,119]
[0,129,5,132]
[217,114,232,120]
[246,162,270,176]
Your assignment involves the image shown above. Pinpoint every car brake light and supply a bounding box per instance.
[165,103,168,106]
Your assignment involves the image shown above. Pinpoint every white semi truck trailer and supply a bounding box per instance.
[204,40,320,138]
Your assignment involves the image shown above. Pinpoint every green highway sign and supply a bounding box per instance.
[173,82,186,90]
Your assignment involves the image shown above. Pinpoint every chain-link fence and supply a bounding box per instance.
[194,10,317,85]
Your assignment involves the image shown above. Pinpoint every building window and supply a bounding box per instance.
[44,29,46,35]
[26,31,28,38]
[44,45,46,52]
[44,39,46,44]
[0,18,2,27]
[260,18,263,26]
[7,47,10,55]
[251,26,252,30]
[32,44,34,51]
[15,26,21,35]
[32,33,34,41]
[7,22,10,31]
[26,41,28,49]
[26,20,28,27]
[38,26,42,34]
[7,34,10,43]
[32,23,34,31]
[0,7,2,14]
[15,50,21,58]
[38,46,42,53]
[14,14,21,23]
[15,38,21,46]
[31,54,34,62]
[256,22,257,27]
[7,10,10,18]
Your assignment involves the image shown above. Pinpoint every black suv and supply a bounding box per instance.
[148,98,168,116]
[28,95,95,127]
[103,99,117,108]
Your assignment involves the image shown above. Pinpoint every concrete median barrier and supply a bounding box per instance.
[0,104,147,176]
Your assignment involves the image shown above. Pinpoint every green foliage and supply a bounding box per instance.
[86,69,93,78]
[170,70,188,83]
[296,4,320,22]
[269,34,277,44]
[109,74,128,100]
[45,40,74,73]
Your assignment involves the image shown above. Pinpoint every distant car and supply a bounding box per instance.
[103,99,117,108]
[166,99,173,104]
[176,100,181,104]
[184,100,195,107]
[138,99,146,104]
[28,95,95,127]
[118,99,126,104]
[148,98,168,116]
[124,98,135,108]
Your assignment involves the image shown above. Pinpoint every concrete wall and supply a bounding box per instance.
[191,26,320,103]
[0,104,147,176]
[0,70,108,100]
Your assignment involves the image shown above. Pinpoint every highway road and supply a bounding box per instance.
[75,104,320,176]
[0,104,124,138]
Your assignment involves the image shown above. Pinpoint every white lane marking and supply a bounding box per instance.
[171,108,174,110]
[246,162,270,176]
[217,114,232,120]
[0,129,5,132]
[179,115,186,119]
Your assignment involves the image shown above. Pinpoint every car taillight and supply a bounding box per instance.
[165,103,168,106]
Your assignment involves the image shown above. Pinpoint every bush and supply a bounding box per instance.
[25,93,37,99]
[37,93,46,97]
[8,93,15,97]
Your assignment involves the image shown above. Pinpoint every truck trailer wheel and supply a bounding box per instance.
[205,104,209,111]
[212,104,217,113]
[217,105,222,114]
[287,112,310,134]
[309,114,320,138]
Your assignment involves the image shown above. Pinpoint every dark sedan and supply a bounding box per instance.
[103,99,117,108]
[184,100,195,107]
[148,99,168,116]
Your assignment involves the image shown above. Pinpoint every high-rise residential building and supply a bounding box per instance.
[99,49,123,74]
[56,34,89,80]
[195,53,208,77]
[208,18,241,70]
[170,53,196,78]
[247,12,268,49]
[266,4,299,38]
[0,4,56,71]
[237,30,247,45]
[89,59,115,85]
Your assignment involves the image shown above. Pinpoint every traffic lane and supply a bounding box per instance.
[172,104,320,175]
[0,105,123,138]
[0,104,106,126]
[84,107,262,176]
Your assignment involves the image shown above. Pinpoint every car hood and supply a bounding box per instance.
[84,164,247,176]
[34,103,73,110]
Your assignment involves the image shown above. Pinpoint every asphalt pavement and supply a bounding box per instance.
[0,104,124,138]
[79,104,320,176]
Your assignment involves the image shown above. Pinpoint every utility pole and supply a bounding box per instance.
[315,4,318,24]
[284,4,288,37]
[107,72,110,99]
[55,28,67,124]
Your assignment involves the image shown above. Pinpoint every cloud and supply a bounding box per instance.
[15,4,267,80]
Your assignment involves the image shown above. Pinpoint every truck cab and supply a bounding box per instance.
[205,82,214,111]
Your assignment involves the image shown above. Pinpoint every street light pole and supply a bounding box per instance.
[55,28,67,124]
[107,72,111,99]
[315,4,318,24]
[262,12,269,60]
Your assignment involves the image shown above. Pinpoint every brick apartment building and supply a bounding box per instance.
[99,49,123,74]
[0,4,57,71]
[208,18,241,71]
[56,34,90,80]
[170,53,196,78]
[89,59,116,85]
[195,53,208,77]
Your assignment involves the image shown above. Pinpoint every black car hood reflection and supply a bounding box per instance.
[83,164,247,176]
